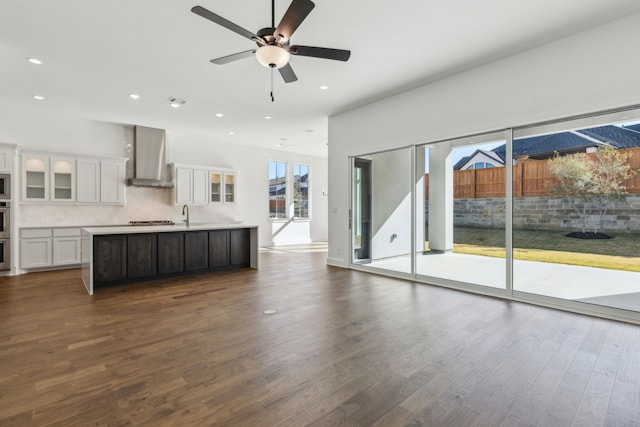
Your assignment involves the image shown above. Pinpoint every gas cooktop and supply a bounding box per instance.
[129,220,175,226]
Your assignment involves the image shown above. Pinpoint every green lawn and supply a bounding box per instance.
[426,226,640,272]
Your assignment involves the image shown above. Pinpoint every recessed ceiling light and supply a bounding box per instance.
[264,115,272,120]
[28,58,43,65]
[128,93,140,100]
[33,95,45,100]
[319,85,329,90]
[215,113,224,118]
[228,131,235,135]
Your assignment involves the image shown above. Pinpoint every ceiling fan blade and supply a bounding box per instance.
[274,0,315,43]
[279,63,298,83]
[289,45,351,61]
[210,50,256,65]
[191,6,257,41]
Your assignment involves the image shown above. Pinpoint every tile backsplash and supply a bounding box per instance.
[19,186,237,226]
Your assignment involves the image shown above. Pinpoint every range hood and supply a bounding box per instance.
[127,125,174,187]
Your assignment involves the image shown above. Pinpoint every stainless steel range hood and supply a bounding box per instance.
[127,125,174,187]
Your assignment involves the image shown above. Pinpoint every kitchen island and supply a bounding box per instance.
[81,223,258,295]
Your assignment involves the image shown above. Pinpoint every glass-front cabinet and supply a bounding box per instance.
[206,170,236,204]
[50,157,75,202]
[22,155,49,201]
[21,152,126,205]
[210,172,222,203]
[173,164,237,206]
[224,173,235,203]
[22,155,75,202]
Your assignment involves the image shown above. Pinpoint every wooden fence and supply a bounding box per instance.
[425,147,640,199]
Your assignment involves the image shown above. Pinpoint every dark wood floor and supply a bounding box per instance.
[1,248,640,426]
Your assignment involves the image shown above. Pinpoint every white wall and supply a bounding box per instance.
[328,13,640,267]
[370,149,412,259]
[167,132,329,246]
[1,110,328,248]
[0,109,126,158]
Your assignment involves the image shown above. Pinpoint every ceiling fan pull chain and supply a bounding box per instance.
[270,67,275,102]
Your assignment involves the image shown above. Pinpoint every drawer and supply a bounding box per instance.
[21,228,52,239]
[53,227,82,237]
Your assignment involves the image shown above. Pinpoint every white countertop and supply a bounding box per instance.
[21,224,130,229]
[82,223,256,235]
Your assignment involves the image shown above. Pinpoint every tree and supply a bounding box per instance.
[547,145,636,234]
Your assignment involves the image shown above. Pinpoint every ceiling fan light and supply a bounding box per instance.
[256,45,290,69]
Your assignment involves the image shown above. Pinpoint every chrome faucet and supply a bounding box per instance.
[182,204,190,227]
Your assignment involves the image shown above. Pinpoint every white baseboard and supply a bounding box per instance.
[327,257,349,268]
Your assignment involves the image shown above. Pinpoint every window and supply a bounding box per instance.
[293,163,309,218]
[269,161,311,219]
[269,161,287,218]
[467,162,495,170]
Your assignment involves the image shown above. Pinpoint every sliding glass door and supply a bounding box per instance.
[512,112,640,314]
[349,106,640,321]
[351,148,413,275]
[416,132,507,292]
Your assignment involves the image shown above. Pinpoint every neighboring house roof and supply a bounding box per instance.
[454,149,505,170]
[491,124,640,162]
[453,155,472,170]
[577,125,640,149]
[492,132,594,162]
[622,123,640,134]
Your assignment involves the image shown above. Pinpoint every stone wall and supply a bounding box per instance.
[425,194,640,232]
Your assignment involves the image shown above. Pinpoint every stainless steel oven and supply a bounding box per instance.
[0,202,8,238]
[0,202,10,270]
[0,174,10,200]
[0,238,9,271]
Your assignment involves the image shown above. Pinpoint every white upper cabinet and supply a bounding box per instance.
[210,171,222,203]
[22,155,49,201]
[0,144,16,173]
[192,169,209,206]
[100,159,126,205]
[224,172,236,204]
[175,167,193,205]
[76,159,100,203]
[174,166,213,206]
[50,157,75,202]
[21,152,126,205]
[173,164,237,206]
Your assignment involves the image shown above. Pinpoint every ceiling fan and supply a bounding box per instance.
[191,0,351,85]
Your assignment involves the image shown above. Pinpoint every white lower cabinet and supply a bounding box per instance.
[53,228,81,265]
[20,229,53,269]
[21,227,82,269]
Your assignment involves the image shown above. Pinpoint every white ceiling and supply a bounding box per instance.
[2,0,640,158]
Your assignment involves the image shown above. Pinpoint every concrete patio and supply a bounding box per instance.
[367,251,640,312]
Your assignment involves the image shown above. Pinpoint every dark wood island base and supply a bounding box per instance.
[81,224,257,294]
